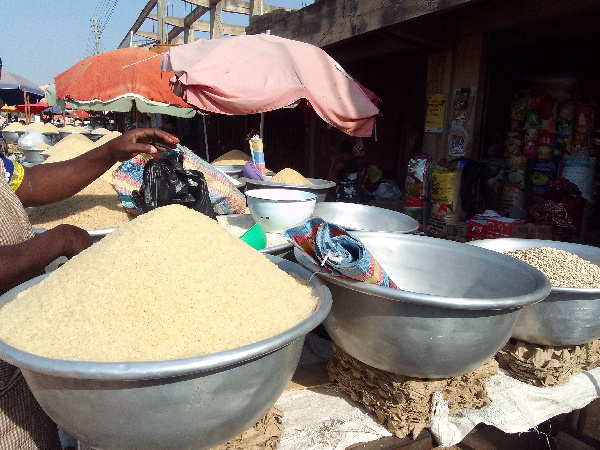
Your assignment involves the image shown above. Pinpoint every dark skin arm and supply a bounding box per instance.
[16,128,179,207]
[0,128,179,295]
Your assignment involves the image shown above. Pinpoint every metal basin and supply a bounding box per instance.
[468,238,600,346]
[241,177,335,203]
[1,130,20,144]
[312,202,418,233]
[294,232,551,378]
[0,255,332,450]
[33,226,117,244]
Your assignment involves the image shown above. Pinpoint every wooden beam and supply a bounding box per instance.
[139,21,245,39]
[184,0,292,14]
[266,0,478,47]
[157,0,166,43]
[211,0,224,38]
[118,0,157,48]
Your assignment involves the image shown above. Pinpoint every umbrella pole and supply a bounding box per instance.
[259,112,264,139]
[202,115,209,161]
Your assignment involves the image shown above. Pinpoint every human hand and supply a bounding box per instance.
[102,128,180,162]
[50,224,94,259]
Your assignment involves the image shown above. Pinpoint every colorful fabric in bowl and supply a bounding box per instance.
[283,217,398,288]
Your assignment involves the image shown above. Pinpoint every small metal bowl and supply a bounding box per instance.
[468,238,600,346]
[0,255,332,449]
[294,232,551,378]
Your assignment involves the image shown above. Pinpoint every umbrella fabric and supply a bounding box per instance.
[44,106,62,115]
[15,98,51,114]
[44,84,70,110]
[0,70,45,106]
[54,47,196,118]
[283,217,398,288]
[160,34,379,137]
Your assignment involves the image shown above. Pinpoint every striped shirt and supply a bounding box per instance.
[0,156,34,245]
[0,156,61,449]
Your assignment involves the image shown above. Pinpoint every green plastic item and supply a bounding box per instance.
[239,223,267,250]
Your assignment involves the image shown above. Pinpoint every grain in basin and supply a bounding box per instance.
[270,168,312,185]
[0,204,318,362]
[503,247,600,288]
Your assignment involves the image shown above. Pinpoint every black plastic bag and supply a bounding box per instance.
[132,154,216,219]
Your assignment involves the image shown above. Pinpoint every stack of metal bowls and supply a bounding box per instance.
[0,256,332,450]
[294,233,551,378]
[469,238,600,346]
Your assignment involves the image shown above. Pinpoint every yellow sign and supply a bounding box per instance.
[425,94,446,133]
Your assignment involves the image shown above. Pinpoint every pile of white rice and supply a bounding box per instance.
[0,205,318,362]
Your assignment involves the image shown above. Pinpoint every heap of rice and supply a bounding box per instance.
[3,122,25,131]
[42,133,93,161]
[270,168,312,185]
[91,127,112,135]
[42,131,123,184]
[60,125,89,133]
[25,123,59,134]
[0,205,318,362]
[27,178,132,229]
[212,149,252,165]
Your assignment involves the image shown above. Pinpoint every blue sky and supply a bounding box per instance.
[1,0,312,87]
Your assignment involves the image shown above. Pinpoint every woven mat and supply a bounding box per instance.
[497,338,600,387]
[211,406,284,450]
[326,343,498,439]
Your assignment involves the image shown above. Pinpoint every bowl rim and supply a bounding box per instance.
[468,238,600,293]
[311,202,419,234]
[240,176,336,190]
[245,188,317,202]
[33,227,118,238]
[0,255,331,380]
[294,232,552,311]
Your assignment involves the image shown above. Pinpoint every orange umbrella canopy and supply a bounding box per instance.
[54,47,195,117]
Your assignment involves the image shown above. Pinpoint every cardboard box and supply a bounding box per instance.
[510,224,535,239]
[487,217,525,235]
[445,223,468,238]
[467,219,488,241]
[510,224,553,240]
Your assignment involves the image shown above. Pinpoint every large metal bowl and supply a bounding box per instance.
[33,226,117,244]
[312,202,419,233]
[0,255,332,450]
[294,232,551,378]
[468,238,600,346]
[241,177,335,203]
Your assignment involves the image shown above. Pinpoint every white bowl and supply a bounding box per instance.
[246,189,316,233]
[21,148,46,164]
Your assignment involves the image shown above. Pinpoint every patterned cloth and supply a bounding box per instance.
[0,157,34,246]
[283,218,398,288]
[0,158,62,449]
[111,145,246,215]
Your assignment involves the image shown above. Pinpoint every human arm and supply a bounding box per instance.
[0,224,92,295]
[16,128,179,207]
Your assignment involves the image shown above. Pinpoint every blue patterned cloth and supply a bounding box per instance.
[283,217,398,288]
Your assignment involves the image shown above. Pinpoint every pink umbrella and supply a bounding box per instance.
[160,34,379,137]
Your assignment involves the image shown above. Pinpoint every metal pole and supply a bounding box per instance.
[93,18,101,54]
